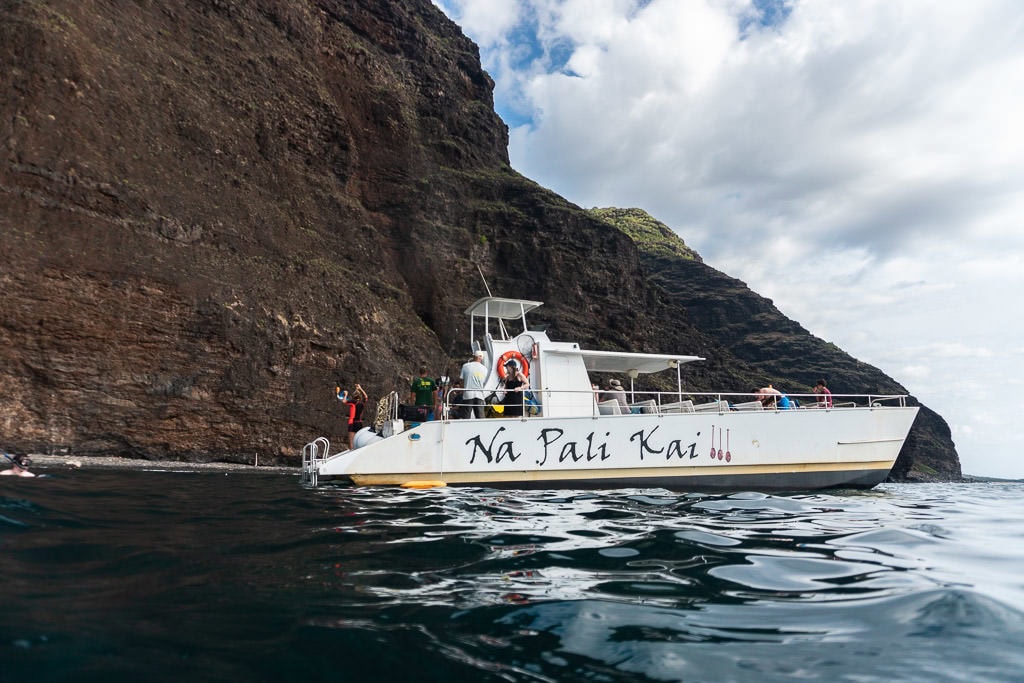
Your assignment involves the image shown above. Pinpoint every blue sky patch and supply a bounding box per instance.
[740,0,793,37]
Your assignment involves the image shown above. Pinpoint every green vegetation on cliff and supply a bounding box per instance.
[590,207,701,263]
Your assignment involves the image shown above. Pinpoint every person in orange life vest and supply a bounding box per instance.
[346,383,369,448]
[336,386,356,449]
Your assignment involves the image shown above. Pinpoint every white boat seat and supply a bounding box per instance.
[630,399,658,414]
[731,400,764,411]
[693,400,728,413]
[659,400,694,414]
[597,399,624,415]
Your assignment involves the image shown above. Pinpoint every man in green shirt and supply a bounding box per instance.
[409,366,437,420]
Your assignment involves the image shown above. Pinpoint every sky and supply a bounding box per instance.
[433,0,1024,479]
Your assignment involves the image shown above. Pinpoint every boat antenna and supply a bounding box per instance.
[475,263,507,338]
[476,263,493,296]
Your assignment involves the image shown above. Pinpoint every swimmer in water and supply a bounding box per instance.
[1,454,36,477]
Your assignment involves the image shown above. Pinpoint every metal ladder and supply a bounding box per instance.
[301,437,331,487]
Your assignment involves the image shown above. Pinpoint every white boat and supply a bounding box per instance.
[301,297,918,490]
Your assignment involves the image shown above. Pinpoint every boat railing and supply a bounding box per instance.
[371,391,401,432]
[437,390,908,420]
[301,436,331,486]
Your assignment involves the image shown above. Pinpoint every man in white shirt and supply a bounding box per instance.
[459,351,488,418]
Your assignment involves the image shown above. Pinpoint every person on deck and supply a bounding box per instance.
[757,385,782,408]
[447,377,466,419]
[460,351,488,419]
[409,366,437,421]
[337,386,355,448]
[434,374,451,420]
[813,379,833,408]
[758,384,795,409]
[1,454,35,477]
[606,378,629,412]
[500,359,529,417]
[348,384,369,448]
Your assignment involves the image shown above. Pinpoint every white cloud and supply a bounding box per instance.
[899,365,930,381]
[434,0,525,47]
[439,0,1024,478]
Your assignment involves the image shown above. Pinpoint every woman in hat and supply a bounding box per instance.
[500,359,529,417]
[607,378,629,411]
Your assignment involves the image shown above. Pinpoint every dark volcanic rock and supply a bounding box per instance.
[0,0,959,479]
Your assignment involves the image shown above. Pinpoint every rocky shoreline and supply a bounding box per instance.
[21,454,296,474]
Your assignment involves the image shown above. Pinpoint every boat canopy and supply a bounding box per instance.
[466,297,545,345]
[464,297,544,320]
[544,348,704,375]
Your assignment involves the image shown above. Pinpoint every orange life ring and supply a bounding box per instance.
[496,350,530,379]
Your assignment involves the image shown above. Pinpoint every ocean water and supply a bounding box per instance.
[2,472,1023,683]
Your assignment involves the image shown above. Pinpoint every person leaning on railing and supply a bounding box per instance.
[812,379,833,408]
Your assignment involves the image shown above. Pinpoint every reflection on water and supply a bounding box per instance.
[2,474,1024,682]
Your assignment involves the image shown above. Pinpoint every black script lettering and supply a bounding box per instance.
[537,428,564,467]
[466,427,521,464]
[495,440,520,464]
[560,441,581,462]
[665,439,700,460]
[666,440,686,460]
[630,427,665,460]
[585,432,612,462]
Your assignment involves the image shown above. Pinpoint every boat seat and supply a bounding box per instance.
[693,400,728,413]
[597,399,624,415]
[731,400,764,411]
[630,399,658,414]
[659,400,694,414]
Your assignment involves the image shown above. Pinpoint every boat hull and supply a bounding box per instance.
[314,406,918,491]
[350,462,893,490]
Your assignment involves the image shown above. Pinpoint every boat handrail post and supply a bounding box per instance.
[670,359,682,402]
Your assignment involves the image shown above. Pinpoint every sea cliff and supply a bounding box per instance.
[0,0,958,480]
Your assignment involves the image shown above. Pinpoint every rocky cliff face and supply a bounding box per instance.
[0,0,959,478]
